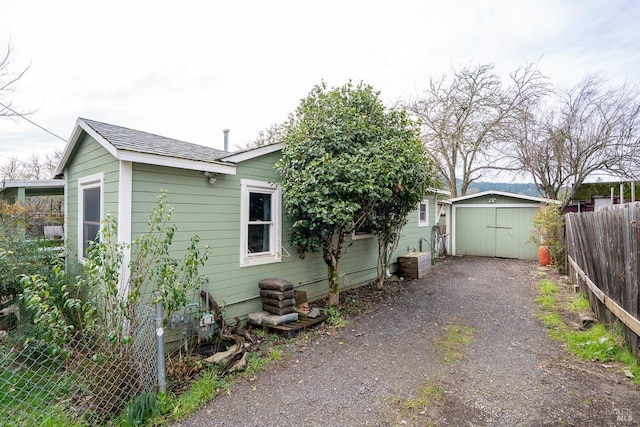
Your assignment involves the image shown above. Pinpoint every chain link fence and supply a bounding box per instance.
[0,304,158,426]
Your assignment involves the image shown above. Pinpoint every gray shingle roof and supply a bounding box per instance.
[80,118,227,162]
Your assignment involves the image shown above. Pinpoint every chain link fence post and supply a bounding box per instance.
[155,291,167,394]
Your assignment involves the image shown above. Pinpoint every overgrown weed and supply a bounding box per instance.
[435,324,474,364]
[535,278,640,384]
[389,380,446,426]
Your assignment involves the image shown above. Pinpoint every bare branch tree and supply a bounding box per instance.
[1,149,62,180]
[509,75,640,208]
[43,149,62,178]
[406,63,549,197]
[24,154,43,180]
[245,122,286,149]
[0,156,24,179]
[0,39,30,118]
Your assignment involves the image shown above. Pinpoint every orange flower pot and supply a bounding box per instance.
[538,245,551,266]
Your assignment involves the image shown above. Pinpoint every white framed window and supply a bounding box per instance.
[418,199,429,227]
[352,213,374,240]
[78,173,104,260]
[240,179,281,266]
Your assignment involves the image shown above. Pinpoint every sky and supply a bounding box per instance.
[0,0,639,168]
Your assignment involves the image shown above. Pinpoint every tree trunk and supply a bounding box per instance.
[376,239,387,290]
[327,259,340,306]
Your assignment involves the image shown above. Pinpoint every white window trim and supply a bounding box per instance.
[351,218,374,240]
[240,179,282,267]
[351,211,374,240]
[351,230,374,240]
[77,173,104,262]
[418,199,429,227]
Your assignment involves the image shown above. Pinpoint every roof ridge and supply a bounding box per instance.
[79,117,226,153]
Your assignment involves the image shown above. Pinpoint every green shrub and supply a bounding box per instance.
[531,204,565,271]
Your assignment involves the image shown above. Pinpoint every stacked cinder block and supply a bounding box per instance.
[258,278,296,315]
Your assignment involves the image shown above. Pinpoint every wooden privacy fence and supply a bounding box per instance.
[565,202,640,357]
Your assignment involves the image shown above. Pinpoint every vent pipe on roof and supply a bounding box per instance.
[223,129,229,152]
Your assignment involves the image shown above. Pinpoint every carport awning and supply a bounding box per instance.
[0,179,64,203]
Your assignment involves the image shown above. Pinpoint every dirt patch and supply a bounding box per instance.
[176,257,640,426]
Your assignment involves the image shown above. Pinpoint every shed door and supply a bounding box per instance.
[456,207,537,260]
[494,208,515,258]
[495,207,537,260]
[455,207,496,257]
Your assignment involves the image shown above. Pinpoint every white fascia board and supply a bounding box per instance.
[1,179,63,189]
[55,118,119,176]
[55,119,82,176]
[78,119,119,157]
[117,150,237,175]
[449,190,559,204]
[427,187,451,197]
[453,203,544,209]
[221,142,284,163]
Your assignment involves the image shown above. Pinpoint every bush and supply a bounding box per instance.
[531,203,565,271]
[0,201,59,301]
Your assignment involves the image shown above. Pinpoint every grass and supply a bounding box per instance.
[324,306,348,328]
[535,278,640,384]
[402,382,445,410]
[139,332,295,426]
[389,380,446,426]
[0,344,81,427]
[242,351,271,378]
[132,367,230,426]
[569,292,591,311]
[434,324,475,364]
[536,279,560,310]
[268,345,286,360]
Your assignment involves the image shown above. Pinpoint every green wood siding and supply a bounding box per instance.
[129,153,439,320]
[460,194,528,205]
[64,141,440,333]
[64,133,120,259]
[454,196,540,260]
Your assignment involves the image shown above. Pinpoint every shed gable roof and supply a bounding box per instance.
[449,190,560,204]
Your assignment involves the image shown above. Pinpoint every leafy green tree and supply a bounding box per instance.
[277,81,437,304]
[370,117,439,288]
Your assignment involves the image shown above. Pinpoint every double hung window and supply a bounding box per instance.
[240,179,281,266]
[78,173,104,260]
[419,199,429,227]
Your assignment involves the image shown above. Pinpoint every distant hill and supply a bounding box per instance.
[457,180,541,197]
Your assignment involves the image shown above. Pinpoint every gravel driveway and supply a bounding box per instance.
[176,257,640,426]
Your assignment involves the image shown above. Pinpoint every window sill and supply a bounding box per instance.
[241,254,281,267]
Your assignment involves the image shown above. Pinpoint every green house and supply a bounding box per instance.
[55,118,445,329]
[450,190,559,260]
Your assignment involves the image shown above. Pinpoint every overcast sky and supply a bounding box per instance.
[0,0,639,167]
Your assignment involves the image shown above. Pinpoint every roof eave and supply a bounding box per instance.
[118,151,236,175]
[55,118,119,176]
[220,142,284,163]
[428,187,451,196]
[449,190,560,204]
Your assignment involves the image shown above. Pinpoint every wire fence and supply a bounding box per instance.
[0,304,158,426]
